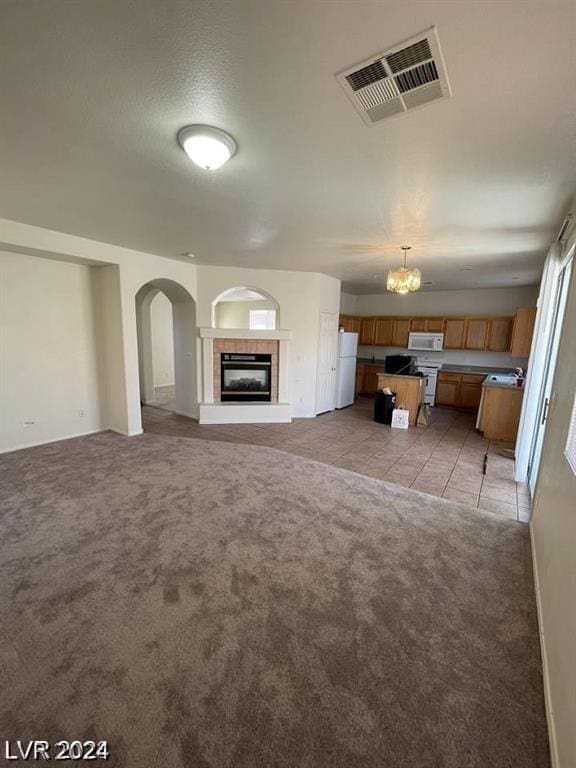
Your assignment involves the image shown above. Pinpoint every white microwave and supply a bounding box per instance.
[408,332,444,351]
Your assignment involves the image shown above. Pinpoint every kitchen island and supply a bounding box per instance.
[376,373,425,426]
[476,375,525,441]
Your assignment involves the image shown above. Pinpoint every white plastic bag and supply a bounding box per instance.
[391,408,410,429]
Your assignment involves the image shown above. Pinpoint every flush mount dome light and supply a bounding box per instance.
[177,125,237,170]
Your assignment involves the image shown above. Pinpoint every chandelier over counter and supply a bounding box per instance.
[387,245,422,294]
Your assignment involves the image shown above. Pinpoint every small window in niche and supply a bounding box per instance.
[249,309,276,330]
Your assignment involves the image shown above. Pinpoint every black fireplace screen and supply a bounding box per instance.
[221,353,272,402]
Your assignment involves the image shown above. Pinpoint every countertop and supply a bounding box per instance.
[440,364,518,375]
[481,374,525,391]
[357,360,519,376]
[375,372,423,382]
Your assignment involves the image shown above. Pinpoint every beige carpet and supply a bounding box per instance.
[0,432,549,768]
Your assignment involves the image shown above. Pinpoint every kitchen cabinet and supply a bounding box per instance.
[411,317,444,332]
[478,387,524,441]
[435,377,459,406]
[339,314,361,333]
[359,317,376,346]
[376,374,425,426]
[356,363,385,395]
[338,311,533,351]
[426,318,444,332]
[392,319,410,347]
[510,307,537,357]
[410,318,427,332]
[436,372,484,409]
[465,319,489,350]
[487,317,513,352]
[459,382,483,409]
[443,319,466,349]
[374,318,394,346]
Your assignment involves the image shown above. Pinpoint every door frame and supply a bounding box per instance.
[527,246,574,493]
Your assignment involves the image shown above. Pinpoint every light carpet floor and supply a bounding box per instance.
[0,432,549,768]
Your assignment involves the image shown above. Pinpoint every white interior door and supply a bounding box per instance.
[316,312,338,414]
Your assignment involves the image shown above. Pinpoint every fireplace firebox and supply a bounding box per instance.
[220,353,272,402]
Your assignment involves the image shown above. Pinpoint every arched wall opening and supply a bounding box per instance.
[211,286,280,329]
[135,278,197,418]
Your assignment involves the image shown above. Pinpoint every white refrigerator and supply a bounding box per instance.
[336,332,358,409]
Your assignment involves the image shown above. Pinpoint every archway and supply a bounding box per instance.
[135,279,197,418]
[211,286,280,329]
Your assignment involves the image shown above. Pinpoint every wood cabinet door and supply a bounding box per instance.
[339,315,350,331]
[510,307,537,357]
[410,318,427,332]
[359,317,376,345]
[392,319,410,347]
[426,318,444,332]
[374,318,394,346]
[459,383,483,409]
[349,316,362,334]
[487,317,513,351]
[443,319,466,348]
[356,364,365,394]
[465,319,489,349]
[435,380,459,406]
[363,367,380,395]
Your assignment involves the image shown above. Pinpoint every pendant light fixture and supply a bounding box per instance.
[387,245,422,294]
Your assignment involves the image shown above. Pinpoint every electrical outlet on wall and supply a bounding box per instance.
[78,409,85,417]
[22,420,35,427]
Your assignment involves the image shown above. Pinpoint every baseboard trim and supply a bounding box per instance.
[172,409,199,421]
[529,522,560,768]
[0,427,107,454]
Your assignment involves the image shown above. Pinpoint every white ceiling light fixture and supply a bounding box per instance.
[387,245,422,294]
[177,125,237,170]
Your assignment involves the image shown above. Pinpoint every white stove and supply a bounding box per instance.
[416,360,443,406]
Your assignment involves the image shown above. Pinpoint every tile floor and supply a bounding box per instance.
[142,398,531,522]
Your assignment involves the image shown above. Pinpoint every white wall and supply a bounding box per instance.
[339,292,357,314]
[215,299,275,329]
[196,266,341,417]
[530,241,576,768]
[353,285,539,316]
[150,292,174,386]
[0,250,103,451]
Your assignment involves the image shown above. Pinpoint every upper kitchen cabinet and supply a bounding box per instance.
[359,317,376,345]
[410,318,427,332]
[443,318,466,349]
[426,318,444,332]
[510,307,537,357]
[411,317,444,332]
[392,319,410,347]
[487,317,514,352]
[465,319,489,350]
[374,318,394,346]
[339,314,361,333]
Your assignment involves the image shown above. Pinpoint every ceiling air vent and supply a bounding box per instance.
[336,27,451,125]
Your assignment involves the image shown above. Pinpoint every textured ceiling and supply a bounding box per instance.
[0,0,575,293]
